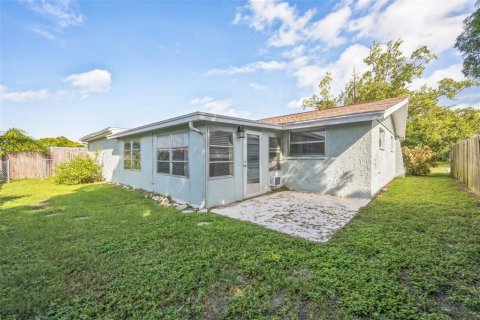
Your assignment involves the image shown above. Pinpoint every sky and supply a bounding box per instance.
[0,0,478,140]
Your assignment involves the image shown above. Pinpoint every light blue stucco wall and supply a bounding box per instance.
[87,123,207,207]
[87,138,121,182]
[371,116,401,196]
[87,118,402,206]
[282,121,373,198]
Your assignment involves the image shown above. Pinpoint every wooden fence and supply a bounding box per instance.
[451,135,480,195]
[6,147,87,180]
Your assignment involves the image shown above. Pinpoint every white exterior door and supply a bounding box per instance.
[244,131,261,197]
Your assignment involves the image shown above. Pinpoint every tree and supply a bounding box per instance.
[38,136,84,148]
[305,39,479,160]
[455,1,480,79]
[302,72,336,110]
[0,128,46,155]
[339,39,437,105]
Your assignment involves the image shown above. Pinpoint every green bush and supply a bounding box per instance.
[402,146,437,176]
[53,155,103,185]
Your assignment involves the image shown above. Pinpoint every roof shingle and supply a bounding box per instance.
[259,97,407,125]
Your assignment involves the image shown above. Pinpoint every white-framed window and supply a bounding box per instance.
[156,132,189,177]
[269,137,281,171]
[379,128,385,150]
[209,130,234,178]
[289,130,325,156]
[124,139,141,170]
[390,135,394,152]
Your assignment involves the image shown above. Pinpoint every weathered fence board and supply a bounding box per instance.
[451,135,480,195]
[6,147,87,180]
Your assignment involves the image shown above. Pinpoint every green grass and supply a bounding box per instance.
[1,176,479,319]
[432,161,450,174]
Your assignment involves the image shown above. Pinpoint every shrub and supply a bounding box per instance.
[402,146,437,176]
[54,155,103,185]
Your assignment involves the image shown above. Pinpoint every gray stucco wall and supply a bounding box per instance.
[370,117,399,196]
[282,121,373,198]
[87,117,403,206]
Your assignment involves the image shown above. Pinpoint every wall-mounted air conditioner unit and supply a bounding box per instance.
[270,176,282,187]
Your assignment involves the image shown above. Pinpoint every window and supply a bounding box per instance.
[379,128,385,150]
[209,130,234,177]
[289,130,325,156]
[390,135,394,152]
[269,137,281,171]
[124,140,141,170]
[156,132,189,177]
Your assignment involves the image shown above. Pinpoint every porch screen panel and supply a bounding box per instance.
[124,140,141,170]
[269,137,281,171]
[209,130,234,177]
[171,132,189,177]
[157,135,170,174]
[247,134,260,184]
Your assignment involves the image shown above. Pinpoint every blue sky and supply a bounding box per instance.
[0,0,478,139]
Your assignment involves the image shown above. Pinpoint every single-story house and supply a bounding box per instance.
[80,96,408,208]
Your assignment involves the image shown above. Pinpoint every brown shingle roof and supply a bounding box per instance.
[259,97,407,125]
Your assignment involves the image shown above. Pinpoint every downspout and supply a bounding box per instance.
[189,121,206,209]
[151,132,155,192]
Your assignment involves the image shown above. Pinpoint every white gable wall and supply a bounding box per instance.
[370,116,398,196]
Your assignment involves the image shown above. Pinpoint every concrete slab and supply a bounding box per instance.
[212,191,370,242]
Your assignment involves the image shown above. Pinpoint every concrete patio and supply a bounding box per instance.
[212,191,370,242]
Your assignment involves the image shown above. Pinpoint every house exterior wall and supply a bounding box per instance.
[86,117,404,206]
[87,124,207,207]
[370,116,398,196]
[205,125,279,207]
[282,121,373,198]
[87,138,121,181]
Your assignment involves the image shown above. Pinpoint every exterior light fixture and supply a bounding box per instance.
[237,126,246,138]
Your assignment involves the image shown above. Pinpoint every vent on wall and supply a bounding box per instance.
[270,176,282,187]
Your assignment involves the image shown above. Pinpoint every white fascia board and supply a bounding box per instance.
[283,112,381,130]
[197,112,281,130]
[381,98,409,139]
[108,112,282,139]
[381,98,409,119]
[108,113,200,139]
[80,128,114,142]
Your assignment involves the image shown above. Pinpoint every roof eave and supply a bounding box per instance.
[108,112,282,139]
[281,111,383,129]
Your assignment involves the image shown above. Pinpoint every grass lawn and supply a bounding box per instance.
[1,174,479,319]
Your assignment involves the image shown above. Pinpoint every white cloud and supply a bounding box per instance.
[190,96,250,118]
[0,85,49,102]
[64,69,112,93]
[349,0,471,54]
[306,6,351,47]
[287,96,307,109]
[206,60,287,75]
[23,0,84,29]
[29,27,56,40]
[294,44,370,94]
[249,83,268,90]
[411,64,465,90]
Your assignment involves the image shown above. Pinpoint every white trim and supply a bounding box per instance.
[282,112,380,130]
[108,112,281,139]
[381,98,408,119]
